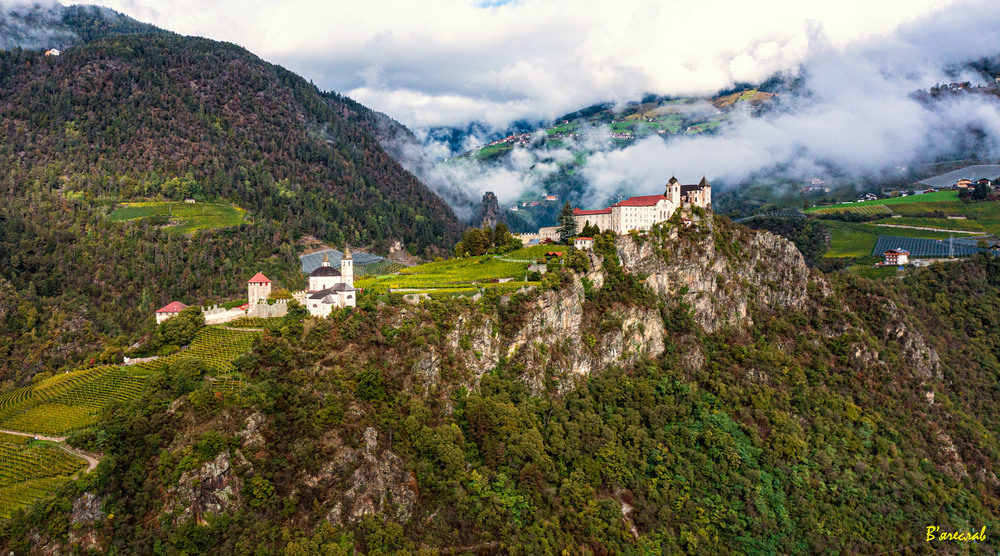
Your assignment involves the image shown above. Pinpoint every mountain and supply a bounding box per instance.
[4,217,1000,553]
[0,31,464,384]
[391,87,781,231]
[0,3,164,51]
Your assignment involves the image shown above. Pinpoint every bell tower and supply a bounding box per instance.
[341,245,353,288]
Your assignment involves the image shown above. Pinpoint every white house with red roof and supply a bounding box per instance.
[571,176,711,235]
[574,237,594,250]
[155,301,188,324]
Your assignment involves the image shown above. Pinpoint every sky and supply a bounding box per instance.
[81,0,964,129]
[9,0,1000,211]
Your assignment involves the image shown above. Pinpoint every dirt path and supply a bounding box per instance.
[0,428,100,474]
[0,428,67,442]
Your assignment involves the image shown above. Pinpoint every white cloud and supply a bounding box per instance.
[91,0,958,127]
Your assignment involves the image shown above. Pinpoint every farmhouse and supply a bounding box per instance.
[883,249,910,266]
[574,237,594,250]
[155,301,188,324]
[573,176,712,235]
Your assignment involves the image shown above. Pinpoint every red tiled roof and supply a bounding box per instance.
[573,208,612,216]
[613,194,667,207]
[884,249,910,255]
[575,237,593,241]
[546,251,564,256]
[156,301,188,314]
[248,272,271,284]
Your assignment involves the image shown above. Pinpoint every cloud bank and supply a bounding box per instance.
[94,0,954,128]
[579,0,1000,201]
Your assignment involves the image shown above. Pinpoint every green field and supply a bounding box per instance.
[505,245,566,261]
[811,193,1000,258]
[822,221,964,258]
[356,254,538,295]
[824,222,880,258]
[109,201,247,234]
[806,191,961,213]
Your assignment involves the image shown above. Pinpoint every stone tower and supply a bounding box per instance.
[341,245,354,288]
[665,176,681,207]
[248,272,272,306]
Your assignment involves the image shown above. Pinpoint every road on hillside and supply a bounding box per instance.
[0,428,101,474]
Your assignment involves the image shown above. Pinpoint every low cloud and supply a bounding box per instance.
[94,0,954,128]
[580,1,1000,200]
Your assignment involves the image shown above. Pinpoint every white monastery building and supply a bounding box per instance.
[299,248,357,316]
[573,177,711,234]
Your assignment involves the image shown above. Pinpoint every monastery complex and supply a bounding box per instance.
[521,177,712,243]
[155,247,357,324]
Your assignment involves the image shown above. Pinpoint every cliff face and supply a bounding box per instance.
[406,215,828,395]
[19,214,981,556]
[617,216,821,332]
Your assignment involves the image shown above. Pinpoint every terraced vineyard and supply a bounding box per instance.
[0,326,261,520]
[0,327,260,436]
[0,438,86,519]
[184,327,260,373]
[356,255,534,295]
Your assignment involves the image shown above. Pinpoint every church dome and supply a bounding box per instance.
[311,266,341,277]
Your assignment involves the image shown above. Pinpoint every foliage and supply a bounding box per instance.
[0,33,464,385]
[557,202,577,244]
[154,306,205,350]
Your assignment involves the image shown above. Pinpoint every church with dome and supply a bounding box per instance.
[296,247,357,316]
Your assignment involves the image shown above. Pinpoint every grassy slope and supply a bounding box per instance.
[108,202,247,234]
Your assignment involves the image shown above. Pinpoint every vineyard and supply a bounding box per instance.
[0,326,261,520]
[872,235,990,258]
[0,438,86,519]
[810,204,893,216]
[356,255,534,295]
[0,327,260,436]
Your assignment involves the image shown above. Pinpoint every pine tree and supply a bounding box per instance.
[557,202,577,244]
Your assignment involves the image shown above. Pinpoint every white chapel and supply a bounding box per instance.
[300,248,357,316]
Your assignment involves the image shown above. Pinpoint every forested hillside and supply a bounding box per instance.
[0,34,464,385]
[4,217,999,554]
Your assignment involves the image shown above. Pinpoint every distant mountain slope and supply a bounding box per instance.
[0,33,464,383]
[0,3,164,51]
[0,33,463,250]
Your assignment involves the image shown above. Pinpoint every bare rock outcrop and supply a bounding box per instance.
[617,218,818,332]
[166,450,244,525]
[325,427,418,526]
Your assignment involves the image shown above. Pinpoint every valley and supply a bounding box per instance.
[2,2,1000,554]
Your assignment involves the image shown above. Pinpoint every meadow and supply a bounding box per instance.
[108,201,247,234]
[822,221,964,258]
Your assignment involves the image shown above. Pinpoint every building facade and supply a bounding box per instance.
[572,177,711,235]
[155,301,188,324]
[883,249,910,266]
[298,248,357,317]
[247,272,272,306]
